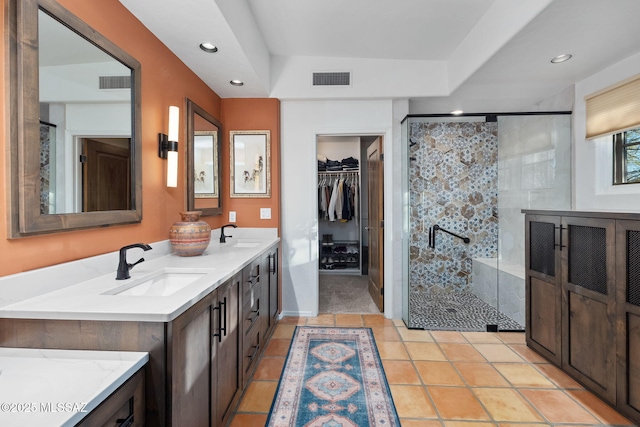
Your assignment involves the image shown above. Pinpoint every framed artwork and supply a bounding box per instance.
[193,131,218,198]
[230,130,271,198]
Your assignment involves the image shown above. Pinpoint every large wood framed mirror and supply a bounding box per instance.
[7,0,142,237]
[186,99,222,216]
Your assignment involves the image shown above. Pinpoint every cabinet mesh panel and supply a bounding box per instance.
[568,225,607,295]
[628,230,640,306]
[530,221,555,276]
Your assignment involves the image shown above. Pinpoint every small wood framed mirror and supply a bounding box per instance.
[186,99,222,216]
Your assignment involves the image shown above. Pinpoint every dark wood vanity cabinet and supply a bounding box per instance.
[169,272,241,427]
[77,369,145,427]
[214,273,242,426]
[0,242,280,427]
[525,211,640,423]
[241,258,265,382]
[240,249,280,386]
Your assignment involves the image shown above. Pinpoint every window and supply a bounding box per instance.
[613,128,640,184]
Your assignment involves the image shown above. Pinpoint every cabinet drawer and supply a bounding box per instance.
[242,285,262,336]
[242,261,261,299]
[242,326,262,377]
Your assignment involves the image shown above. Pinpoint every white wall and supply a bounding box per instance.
[40,62,131,103]
[56,103,131,213]
[280,99,404,317]
[317,136,361,162]
[574,51,640,212]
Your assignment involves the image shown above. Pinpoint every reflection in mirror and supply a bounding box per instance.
[187,99,222,216]
[38,9,133,214]
[8,0,142,237]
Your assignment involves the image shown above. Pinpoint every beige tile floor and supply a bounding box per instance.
[230,314,634,426]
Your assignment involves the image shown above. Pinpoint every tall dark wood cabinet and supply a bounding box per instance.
[525,214,562,365]
[524,210,640,424]
[616,220,640,421]
[561,216,617,402]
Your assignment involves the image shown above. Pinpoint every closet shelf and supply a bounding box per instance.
[318,170,360,174]
[319,240,360,270]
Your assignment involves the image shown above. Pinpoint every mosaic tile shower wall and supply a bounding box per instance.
[409,121,498,295]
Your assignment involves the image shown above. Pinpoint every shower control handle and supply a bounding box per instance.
[430,224,470,249]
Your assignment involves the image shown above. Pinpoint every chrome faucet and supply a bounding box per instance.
[219,224,238,243]
[116,243,152,280]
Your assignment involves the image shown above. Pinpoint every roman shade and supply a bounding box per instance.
[586,74,640,139]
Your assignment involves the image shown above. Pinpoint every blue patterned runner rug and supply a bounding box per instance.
[266,326,400,426]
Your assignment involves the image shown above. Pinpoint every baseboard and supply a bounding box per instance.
[279,310,316,318]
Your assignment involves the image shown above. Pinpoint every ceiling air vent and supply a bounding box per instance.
[313,72,351,86]
[99,75,131,90]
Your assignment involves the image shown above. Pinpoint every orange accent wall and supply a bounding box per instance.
[0,0,280,277]
[221,99,281,232]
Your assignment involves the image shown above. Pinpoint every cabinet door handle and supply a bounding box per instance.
[249,309,259,324]
[212,304,222,343]
[270,253,278,275]
[221,297,227,337]
[248,333,260,361]
[116,414,134,427]
[554,225,566,249]
[248,344,260,360]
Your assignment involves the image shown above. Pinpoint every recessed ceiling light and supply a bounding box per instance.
[450,110,464,115]
[550,54,572,64]
[199,42,218,53]
[230,80,244,86]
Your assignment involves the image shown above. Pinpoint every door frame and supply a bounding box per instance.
[314,132,386,313]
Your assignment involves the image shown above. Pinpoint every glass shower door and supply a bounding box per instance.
[405,118,500,330]
[496,114,571,331]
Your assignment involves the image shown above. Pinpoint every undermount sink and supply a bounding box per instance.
[105,269,210,297]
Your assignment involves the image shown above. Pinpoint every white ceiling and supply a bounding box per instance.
[118,0,640,114]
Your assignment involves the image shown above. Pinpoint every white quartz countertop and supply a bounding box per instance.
[0,234,279,322]
[0,347,148,427]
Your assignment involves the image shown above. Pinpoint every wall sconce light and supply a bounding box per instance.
[158,106,180,187]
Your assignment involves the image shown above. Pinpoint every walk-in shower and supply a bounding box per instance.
[402,113,571,331]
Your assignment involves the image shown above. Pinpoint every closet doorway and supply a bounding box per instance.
[317,135,384,314]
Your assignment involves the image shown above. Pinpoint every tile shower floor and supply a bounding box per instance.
[230,314,633,426]
[409,290,523,331]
